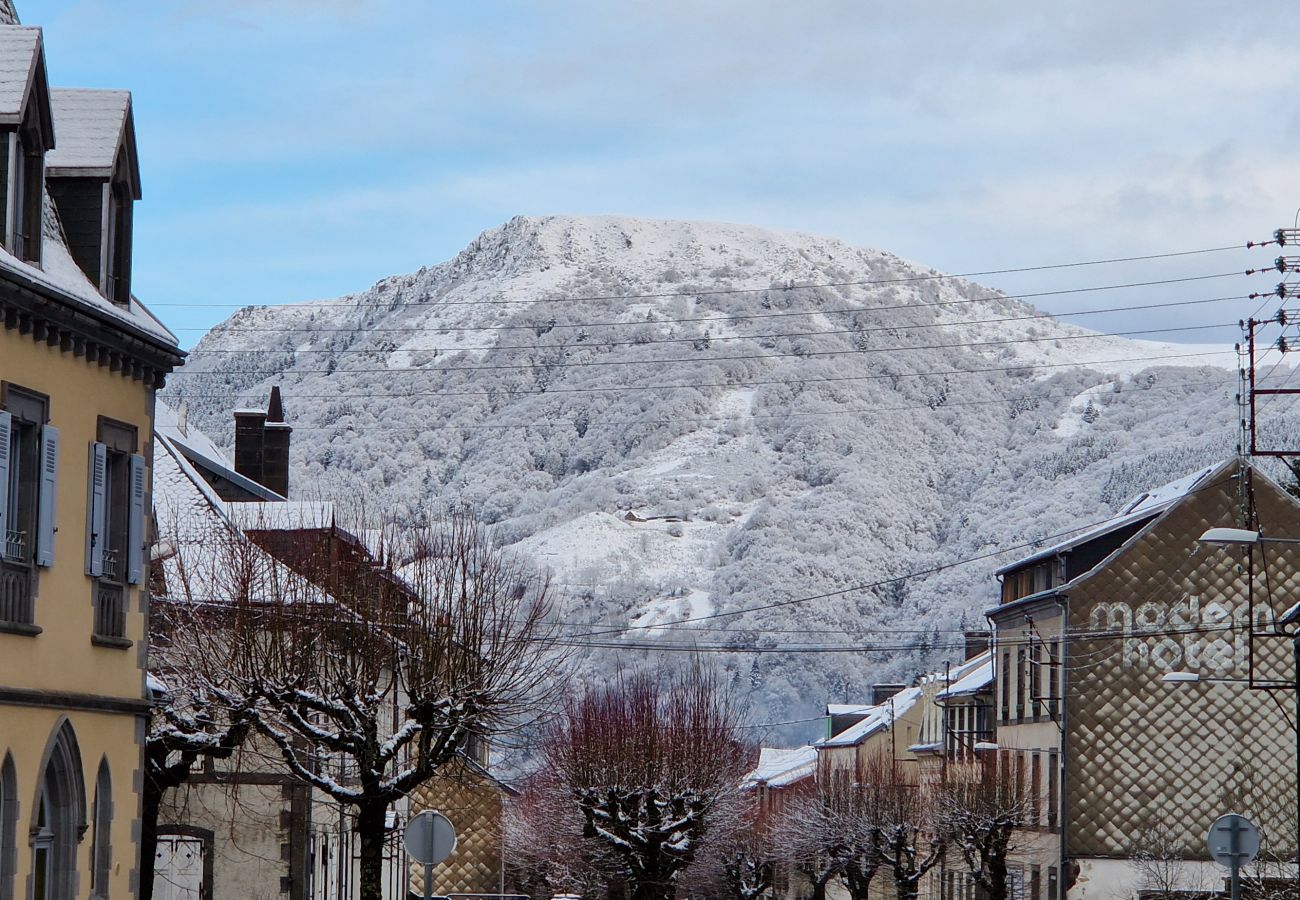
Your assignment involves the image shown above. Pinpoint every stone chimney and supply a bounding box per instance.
[233,386,291,497]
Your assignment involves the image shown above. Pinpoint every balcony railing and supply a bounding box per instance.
[100,549,120,581]
[3,528,26,563]
[94,581,126,639]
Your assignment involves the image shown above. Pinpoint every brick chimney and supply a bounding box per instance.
[964,630,990,660]
[233,386,291,497]
[870,683,906,705]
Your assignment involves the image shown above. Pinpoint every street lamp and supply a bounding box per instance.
[1194,527,1300,892]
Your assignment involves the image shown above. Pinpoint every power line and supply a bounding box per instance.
[548,621,1242,654]
[562,471,1238,638]
[207,377,1234,433]
[168,322,1235,377]
[147,243,1249,310]
[165,272,1243,331]
[176,292,1247,355]
[171,349,1235,402]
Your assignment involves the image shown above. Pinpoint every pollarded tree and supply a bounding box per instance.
[936,752,1031,900]
[505,771,615,900]
[779,769,882,900]
[861,751,945,900]
[162,510,561,900]
[541,665,752,900]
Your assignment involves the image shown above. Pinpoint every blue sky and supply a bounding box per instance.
[30,0,1300,348]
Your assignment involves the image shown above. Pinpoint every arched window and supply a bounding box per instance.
[31,721,85,900]
[90,760,111,899]
[0,752,16,900]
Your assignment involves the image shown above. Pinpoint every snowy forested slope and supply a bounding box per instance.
[164,215,1297,741]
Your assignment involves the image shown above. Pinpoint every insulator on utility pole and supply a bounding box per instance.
[1279,336,1290,354]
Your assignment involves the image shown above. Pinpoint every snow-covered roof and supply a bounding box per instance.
[153,435,334,608]
[0,26,41,122]
[995,462,1223,575]
[826,703,876,716]
[745,745,816,787]
[155,401,284,502]
[0,191,178,346]
[818,685,924,748]
[936,657,994,700]
[46,88,135,183]
[228,501,336,532]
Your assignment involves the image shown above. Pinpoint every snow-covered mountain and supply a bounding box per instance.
[165,215,1290,741]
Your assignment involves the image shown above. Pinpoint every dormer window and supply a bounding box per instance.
[0,26,54,266]
[45,88,139,306]
[9,101,44,264]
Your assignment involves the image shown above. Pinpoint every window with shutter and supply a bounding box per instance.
[126,454,145,584]
[0,384,48,628]
[35,426,56,567]
[91,419,137,642]
[85,442,106,578]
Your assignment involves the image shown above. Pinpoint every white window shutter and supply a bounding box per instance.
[35,424,57,567]
[0,410,10,548]
[86,441,107,577]
[127,453,145,584]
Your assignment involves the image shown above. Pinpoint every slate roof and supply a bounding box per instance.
[46,88,139,194]
[994,463,1222,575]
[0,26,40,123]
[0,191,178,344]
[817,684,925,748]
[153,422,333,608]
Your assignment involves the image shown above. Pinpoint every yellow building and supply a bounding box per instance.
[0,9,183,900]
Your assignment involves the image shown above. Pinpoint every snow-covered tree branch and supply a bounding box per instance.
[539,665,752,900]
[156,509,563,900]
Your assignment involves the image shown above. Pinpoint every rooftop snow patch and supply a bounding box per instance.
[46,88,134,182]
[818,685,924,747]
[995,462,1223,575]
[936,656,994,699]
[746,745,816,787]
[0,26,40,122]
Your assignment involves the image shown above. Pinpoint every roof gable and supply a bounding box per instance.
[995,463,1222,576]
[46,88,141,197]
[0,26,51,141]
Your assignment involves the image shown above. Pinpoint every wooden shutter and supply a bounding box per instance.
[0,410,10,545]
[126,454,145,584]
[86,442,107,576]
[35,424,57,566]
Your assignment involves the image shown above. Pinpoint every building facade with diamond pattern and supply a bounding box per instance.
[988,458,1300,900]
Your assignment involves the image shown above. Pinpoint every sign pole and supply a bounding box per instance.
[404,810,456,900]
[1208,813,1260,900]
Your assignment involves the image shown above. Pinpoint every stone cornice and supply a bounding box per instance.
[0,269,184,388]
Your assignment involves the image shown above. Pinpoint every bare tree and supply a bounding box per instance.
[540,665,752,900]
[861,752,944,900]
[937,753,1030,900]
[700,798,775,900]
[140,681,256,900]
[506,772,614,900]
[779,771,880,900]
[161,511,561,900]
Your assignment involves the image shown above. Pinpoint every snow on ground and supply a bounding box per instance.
[513,511,716,585]
[628,588,715,633]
